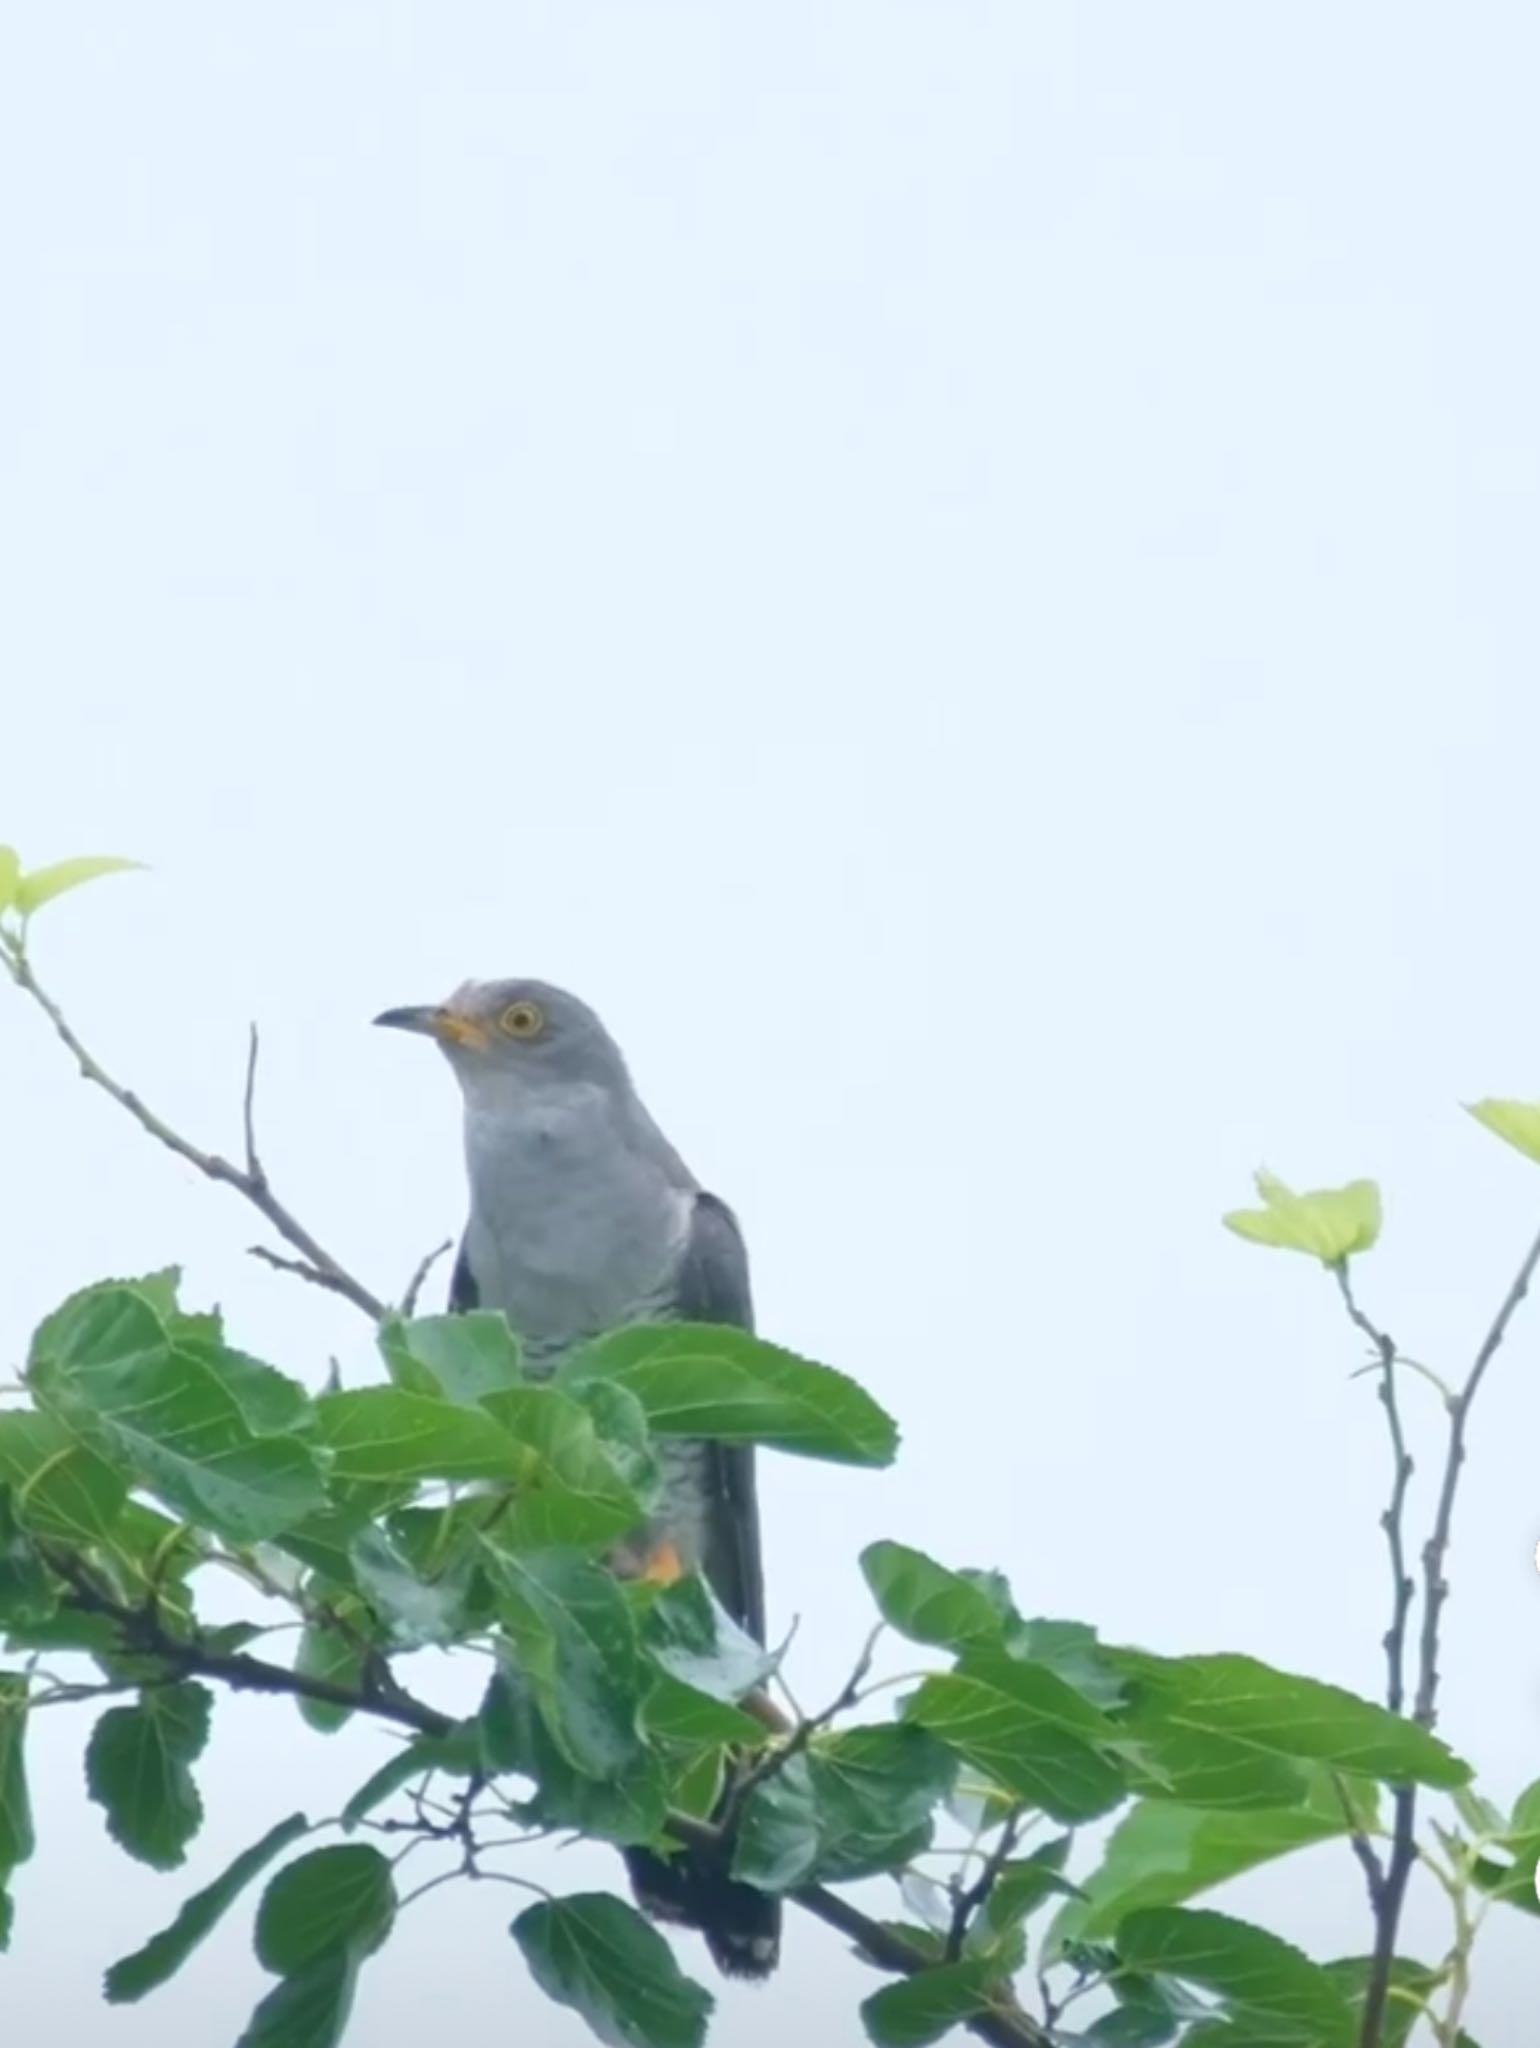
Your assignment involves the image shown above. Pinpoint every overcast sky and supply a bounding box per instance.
[4,7,1540,2044]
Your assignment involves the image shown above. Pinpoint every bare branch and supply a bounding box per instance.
[1,937,387,1320]
[945,1807,1024,1961]
[402,1238,454,1317]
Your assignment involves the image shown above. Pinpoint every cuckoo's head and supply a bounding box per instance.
[373,978,630,1097]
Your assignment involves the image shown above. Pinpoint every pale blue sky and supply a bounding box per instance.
[4,6,1540,2042]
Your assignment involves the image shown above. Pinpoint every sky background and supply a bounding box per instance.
[3,5,1540,2042]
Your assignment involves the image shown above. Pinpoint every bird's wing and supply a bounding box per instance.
[672,1191,766,1646]
[447,1237,479,1312]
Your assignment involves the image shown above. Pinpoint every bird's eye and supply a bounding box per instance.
[499,1000,545,1040]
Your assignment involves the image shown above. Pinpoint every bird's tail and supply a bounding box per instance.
[624,1828,781,1979]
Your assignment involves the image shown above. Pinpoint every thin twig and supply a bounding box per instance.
[242,1025,264,1182]
[720,1621,884,1829]
[0,938,386,1320]
[401,1239,454,1317]
[1334,1265,1414,1718]
[1345,1217,1540,2048]
[945,1807,1024,1961]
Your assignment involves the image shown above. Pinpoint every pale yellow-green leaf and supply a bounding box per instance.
[15,855,144,916]
[1465,1098,1540,1169]
[1222,1168,1381,1263]
[0,845,19,916]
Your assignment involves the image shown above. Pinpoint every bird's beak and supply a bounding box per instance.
[372,1004,489,1050]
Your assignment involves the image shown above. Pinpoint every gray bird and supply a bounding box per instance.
[374,977,780,1978]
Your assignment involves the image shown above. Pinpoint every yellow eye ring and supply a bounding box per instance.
[499,999,545,1040]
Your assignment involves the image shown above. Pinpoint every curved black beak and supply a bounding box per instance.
[372,1005,441,1036]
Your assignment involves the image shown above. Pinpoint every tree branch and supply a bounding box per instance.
[1339,1219,1540,2048]
[1,937,388,1320]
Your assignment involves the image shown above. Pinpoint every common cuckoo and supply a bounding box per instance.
[374,977,780,1978]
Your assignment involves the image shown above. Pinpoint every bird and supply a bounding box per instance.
[374,977,781,1979]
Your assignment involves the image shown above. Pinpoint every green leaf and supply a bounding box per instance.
[733,1728,956,1892]
[237,1950,360,2048]
[1320,1957,1443,2048]
[1048,1773,1379,1949]
[1112,1653,1468,1799]
[29,1288,325,1542]
[561,1322,899,1466]
[105,1813,310,2002]
[13,854,143,916]
[904,1656,1126,1823]
[860,1960,1000,2046]
[0,1675,33,1868]
[485,1667,670,1845]
[0,1879,12,1951]
[0,845,19,915]
[643,1674,765,1746]
[1118,1908,1356,2044]
[486,1548,642,1776]
[731,1754,821,1890]
[1466,1098,1540,1168]
[512,1893,713,2048]
[643,1575,780,1701]
[294,1604,370,1734]
[314,1386,529,1485]
[1221,1170,1381,1262]
[571,1380,662,1511]
[0,1409,128,1547]
[808,1725,957,1881]
[378,1311,523,1402]
[86,1682,211,1869]
[340,1745,438,1828]
[349,1524,478,1648]
[967,1838,1081,1958]
[860,1542,1006,1652]
[255,1844,395,1975]
[479,1385,646,1549]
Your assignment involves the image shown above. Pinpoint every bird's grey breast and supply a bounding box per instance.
[461,1081,693,1369]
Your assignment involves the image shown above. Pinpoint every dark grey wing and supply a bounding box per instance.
[447,1237,479,1312]
[673,1191,766,1646]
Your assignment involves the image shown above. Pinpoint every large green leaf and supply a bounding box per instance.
[236,1950,360,2048]
[254,1844,395,1975]
[13,853,143,916]
[1048,1772,1379,1949]
[904,1655,1126,1823]
[512,1893,713,2048]
[642,1675,765,1746]
[1118,1908,1356,2044]
[105,1813,310,2002]
[734,1728,957,1892]
[0,1675,33,1869]
[642,1575,780,1701]
[860,1542,1005,1652]
[0,1411,128,1547]
[85,1682,211,1869]
[0,844,18,915]
[1113,1653,1468,1798]
[486,1549,643,1776]
[560,1323,898,1466]
[29,1289,324,1542]
[348,1524,479,1649]
[1320,1957,1443,2048]
[478,1385,646,1549]
[1221,1171,1380,1262]
[378,1311,523,1402]
[860,1961,1001,2046]
[482,1668,670,1845]
[313,1386,527,1485]
[0,1492,53,1630]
